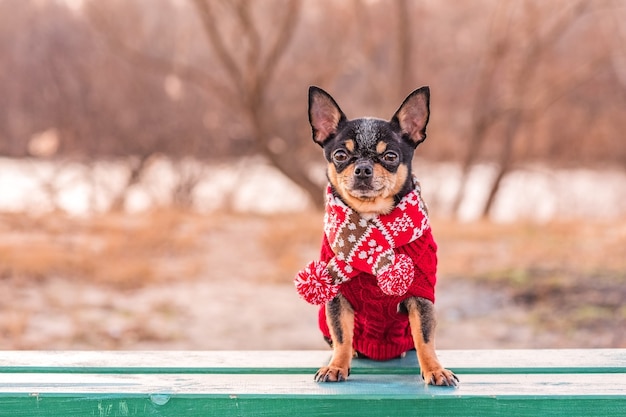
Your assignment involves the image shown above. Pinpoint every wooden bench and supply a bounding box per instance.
[0,350,624,416]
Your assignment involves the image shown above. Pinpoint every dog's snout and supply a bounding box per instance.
[354,161,373,179]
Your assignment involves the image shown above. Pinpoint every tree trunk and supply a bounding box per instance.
[481,113,521,219]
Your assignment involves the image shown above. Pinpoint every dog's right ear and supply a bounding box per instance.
[308,86,346,146]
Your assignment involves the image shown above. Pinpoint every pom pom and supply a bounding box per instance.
[377,254,414,296]
[294,261,339,305]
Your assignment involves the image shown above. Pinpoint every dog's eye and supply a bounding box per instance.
[382,151,399,163]
[333,150,349,163]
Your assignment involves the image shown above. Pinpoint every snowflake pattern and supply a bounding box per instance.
[321,181,430,284]
[296,181,436,307]
[386,212,414,237]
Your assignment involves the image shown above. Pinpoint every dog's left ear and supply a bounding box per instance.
[391,86,430,147]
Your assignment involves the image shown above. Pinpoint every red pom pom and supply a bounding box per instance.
[377,254,414,296]
[294,261,339,305]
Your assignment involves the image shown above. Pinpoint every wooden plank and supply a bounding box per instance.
[0,349,624,374]
[0,395,623,417]
[1,372,625,396]
[0,350,624,417]
[0,373,625,416]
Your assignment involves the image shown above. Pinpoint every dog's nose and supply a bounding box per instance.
[354,161,373,179]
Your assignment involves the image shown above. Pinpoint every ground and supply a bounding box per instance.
[0,210,625,350]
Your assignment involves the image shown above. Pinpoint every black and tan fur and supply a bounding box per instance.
[308,86,458,386]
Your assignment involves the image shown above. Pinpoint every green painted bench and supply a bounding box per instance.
[0,350,624,416]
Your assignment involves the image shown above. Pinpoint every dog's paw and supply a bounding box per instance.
[314,366,350,382]
[422,368,459,387]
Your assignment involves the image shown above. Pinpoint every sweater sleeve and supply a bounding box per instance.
[397,227,437,303]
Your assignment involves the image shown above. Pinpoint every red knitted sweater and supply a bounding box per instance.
[317,227,437,361]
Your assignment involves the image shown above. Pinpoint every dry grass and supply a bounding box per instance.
[1,210,625,348]
[432,218,626,281]
[259,213,626,285]
[431,217,626,344]
[0,210,211,289]
[260,211,324,283]
[2,211,625,289]
[3,211,624,288]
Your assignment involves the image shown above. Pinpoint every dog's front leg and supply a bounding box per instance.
[404,297,458,386]
[315,294,354,382]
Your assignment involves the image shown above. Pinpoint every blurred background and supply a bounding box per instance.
[0,0,624,350]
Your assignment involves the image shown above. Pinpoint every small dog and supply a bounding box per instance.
[296,86,458,387]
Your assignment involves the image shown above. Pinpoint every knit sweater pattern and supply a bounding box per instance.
[317,220,438,361]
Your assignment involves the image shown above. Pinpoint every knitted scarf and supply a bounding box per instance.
[295,182,430,305]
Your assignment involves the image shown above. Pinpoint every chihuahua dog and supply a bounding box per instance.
[303,86,457,386]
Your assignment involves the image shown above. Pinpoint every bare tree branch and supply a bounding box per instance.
[88,5,237,107]
[454,0,598,219]
[396,0,412,96]
[451,0,515,216]
[188,0,323,206]
[257,0,301,89]
[190,0,245,95]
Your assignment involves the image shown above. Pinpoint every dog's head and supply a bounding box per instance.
[308,86,430,216]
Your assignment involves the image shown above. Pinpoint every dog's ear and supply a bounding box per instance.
[391,86,430,147]
[308,86,346,146]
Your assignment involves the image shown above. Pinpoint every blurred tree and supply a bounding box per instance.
[606,0,626,172]
[83,0,256,208]
[86,0,333,207]
[451,0,613,219]
[1,0,625,215]
[189,0,327,205]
